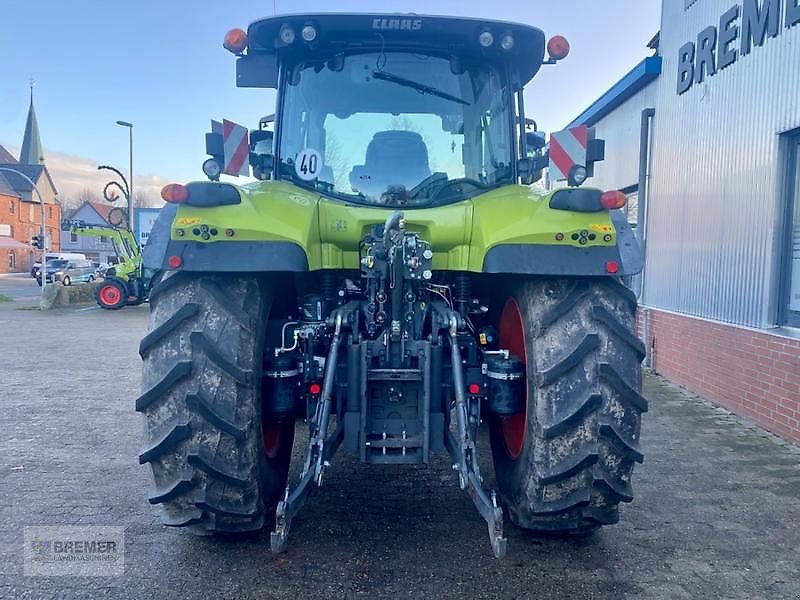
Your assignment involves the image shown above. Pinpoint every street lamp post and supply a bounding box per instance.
[116,120,134,236]
[0,166,47,302]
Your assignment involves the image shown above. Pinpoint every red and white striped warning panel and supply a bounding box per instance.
[549,125,588,181]
[222,119,249,177]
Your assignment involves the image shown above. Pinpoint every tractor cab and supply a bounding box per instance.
[224,14,570,205]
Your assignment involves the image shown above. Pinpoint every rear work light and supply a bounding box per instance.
[161,184,189,204]
[479,30,494,47]
[280,24,296,45]
[600,190,627,210]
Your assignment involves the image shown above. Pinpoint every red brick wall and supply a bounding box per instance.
[637,308,800,443]
[0,192,61,272]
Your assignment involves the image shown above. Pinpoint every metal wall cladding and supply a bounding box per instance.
[644,0,800,327]
[585,83,658,193]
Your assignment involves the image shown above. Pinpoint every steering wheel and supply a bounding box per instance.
[408,172,449,200]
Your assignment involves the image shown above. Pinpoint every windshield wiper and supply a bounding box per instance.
[371,70,470,106]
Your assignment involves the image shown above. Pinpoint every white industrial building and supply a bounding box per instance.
[565,0,800,442]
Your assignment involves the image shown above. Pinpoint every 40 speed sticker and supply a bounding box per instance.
[295,148,322,181]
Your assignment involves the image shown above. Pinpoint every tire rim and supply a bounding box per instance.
[99,285,120,306]
[497,297,528,460]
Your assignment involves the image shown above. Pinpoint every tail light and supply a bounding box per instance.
[600,190,627,210]
[161,184,189,204]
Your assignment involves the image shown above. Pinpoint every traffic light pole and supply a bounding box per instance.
[0,167,48,302]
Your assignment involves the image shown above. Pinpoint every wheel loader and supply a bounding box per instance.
[138,13,647,557]
[61,219,151,309]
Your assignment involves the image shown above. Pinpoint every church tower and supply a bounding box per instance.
[19,85,44,166]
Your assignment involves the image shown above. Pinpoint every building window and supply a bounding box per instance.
[70,232,77,243]
[47,206,52,218]
[781,134,800,327]
[100,235,108,244]
[9,200,14,215]
[8,250,15,270]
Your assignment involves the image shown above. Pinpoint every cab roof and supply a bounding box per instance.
[245,13,546,85]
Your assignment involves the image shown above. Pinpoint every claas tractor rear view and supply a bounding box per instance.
[138,13,646,558]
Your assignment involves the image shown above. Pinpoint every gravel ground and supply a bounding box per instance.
[0,299,799,599]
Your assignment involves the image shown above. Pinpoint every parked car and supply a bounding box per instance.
[36,258,96,286]
[31,252,87,278]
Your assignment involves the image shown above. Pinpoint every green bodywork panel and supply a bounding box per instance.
[169,181,617,271]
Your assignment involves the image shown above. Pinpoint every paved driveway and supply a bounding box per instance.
[0,301,798,599]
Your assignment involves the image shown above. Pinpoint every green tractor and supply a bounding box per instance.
[139,14,646,557]
[62,219,151,309]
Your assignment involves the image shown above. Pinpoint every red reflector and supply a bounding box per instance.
[223,28,248,54]
[167,255,183,269]
[605,260,620,274]
[309,383,322,395]
[600,190,627,210]
[468,383,481,395]
[161,184,189,204]
[547,35,570,60]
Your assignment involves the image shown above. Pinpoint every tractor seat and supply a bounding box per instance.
[349,131,431,198]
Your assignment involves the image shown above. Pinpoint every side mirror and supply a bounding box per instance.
[249,130,275,180]
[525,131,546,152]
[518,130,547,184]
[249,129,274,153]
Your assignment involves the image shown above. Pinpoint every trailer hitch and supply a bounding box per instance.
[444,311,508,558]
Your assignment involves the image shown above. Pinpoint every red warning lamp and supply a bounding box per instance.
[161,184,189,204]
[547,35,570,61]
[605,260,620,274]
[468,383,481,395]
[167,255,183,269]
[309,383,322,395]
[223,28,248,54]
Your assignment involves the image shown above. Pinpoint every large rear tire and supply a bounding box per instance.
[489,277,647,534]
[137,272,292,533]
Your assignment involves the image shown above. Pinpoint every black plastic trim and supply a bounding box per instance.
[163,241,308,272]
[549,188,603,212]
[483,213,643,276]
[185,182,241,207]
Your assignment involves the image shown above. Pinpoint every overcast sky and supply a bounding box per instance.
[0,0,661,196]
